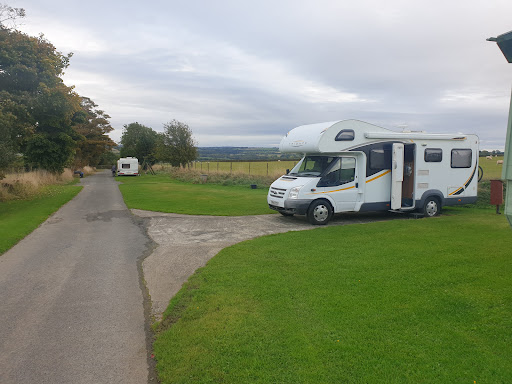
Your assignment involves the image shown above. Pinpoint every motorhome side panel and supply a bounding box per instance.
[359,169,392,211]
[348,142,397,212]
[413,137,479,208]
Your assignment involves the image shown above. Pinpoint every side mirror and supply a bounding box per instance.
[487,30,512,63]
[286,169,290,174]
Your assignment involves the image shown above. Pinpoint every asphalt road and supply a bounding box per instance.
[0,171,151,384]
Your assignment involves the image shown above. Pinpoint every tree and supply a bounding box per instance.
[0,24,81,173]
[0,106,19,175]
[0,3,25,30]
[97,149,120,167]
[158,120,197,167]
[72,97,116,167]
[0,4,115,174]
[24,132,76,173]
[120,122,159,163]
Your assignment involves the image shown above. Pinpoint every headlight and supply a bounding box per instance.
[289,186,302,199]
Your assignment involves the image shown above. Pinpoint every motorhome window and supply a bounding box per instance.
[122,163,131,169]
[369,148,392,170]
[289,156,335,177]
[451,149,472,168]
[424,148,442,162]
[340,157,356,182]
[317,157,356,187]
[335,129,355,141]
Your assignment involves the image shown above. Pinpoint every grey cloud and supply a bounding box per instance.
[14,0,512,148]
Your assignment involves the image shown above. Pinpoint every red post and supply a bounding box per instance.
[490,179,504,214]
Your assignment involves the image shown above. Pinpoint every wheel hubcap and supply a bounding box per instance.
[314,205,329,221]
[425,201,438,216]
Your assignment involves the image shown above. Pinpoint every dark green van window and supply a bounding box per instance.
[425,148,442,162]
[451,149,472,168]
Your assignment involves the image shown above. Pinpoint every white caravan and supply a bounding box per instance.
[268,120,479,225]
[117,157,139,176]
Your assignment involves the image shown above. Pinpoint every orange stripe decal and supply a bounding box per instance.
[366,170,391,183]
[307,185,356,195]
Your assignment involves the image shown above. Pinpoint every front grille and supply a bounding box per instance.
[269,187,286,199]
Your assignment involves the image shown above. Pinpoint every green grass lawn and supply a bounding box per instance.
[0,184,82,255]
[154,208,512,383]
[117,174,275,215]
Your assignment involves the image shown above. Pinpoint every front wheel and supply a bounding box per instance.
[307,200,333,225]
[423,197,441,217]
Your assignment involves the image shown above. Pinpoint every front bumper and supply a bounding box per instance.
[268,199,311,215]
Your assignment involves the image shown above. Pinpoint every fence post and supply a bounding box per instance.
[230,162,232,174]
[249,162,251,175]
[267,162,269,176]
[207,162,210,173]
[217,163,219,172]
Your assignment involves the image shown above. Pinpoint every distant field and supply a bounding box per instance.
[180,157,504,180]
[190,160,299,177]
[479,156,504,181]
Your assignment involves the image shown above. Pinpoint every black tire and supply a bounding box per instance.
[478,165,483,182]
[307,200,333,225]
[423,197,441,217]
[279,211,294,217]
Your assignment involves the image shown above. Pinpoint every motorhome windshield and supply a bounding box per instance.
[289,156,336,177]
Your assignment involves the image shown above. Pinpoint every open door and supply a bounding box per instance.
[391,143,404,210]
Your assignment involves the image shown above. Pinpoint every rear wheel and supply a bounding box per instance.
[307,200,333,225]
[423,197,441,217]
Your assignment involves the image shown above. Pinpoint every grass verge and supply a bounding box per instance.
[117,174,275,216]
[153,208,512,383]
[0,183,82,255]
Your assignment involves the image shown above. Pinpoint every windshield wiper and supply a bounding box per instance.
[299,172,321,177]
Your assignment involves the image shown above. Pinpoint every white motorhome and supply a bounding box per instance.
[268,120,479,225]
[117,157,139,176]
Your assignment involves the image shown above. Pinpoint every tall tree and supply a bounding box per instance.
[0,3,26,175]
[120,122,158,163]
[0,24,81,173]
[72,97,116,167]
[159,120,197,167]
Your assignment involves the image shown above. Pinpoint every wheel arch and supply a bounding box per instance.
[309,196,336,212]
[417,189,444,210]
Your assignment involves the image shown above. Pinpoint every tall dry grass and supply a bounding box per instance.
[82,166,95,175]
[0,169,76,201]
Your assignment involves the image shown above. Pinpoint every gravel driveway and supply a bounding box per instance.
[133,209,402,320]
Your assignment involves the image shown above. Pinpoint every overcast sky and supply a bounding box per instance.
[11,0,512,149]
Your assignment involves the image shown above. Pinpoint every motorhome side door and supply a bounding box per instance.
[391,143,404,210]
[316,156,359,212]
